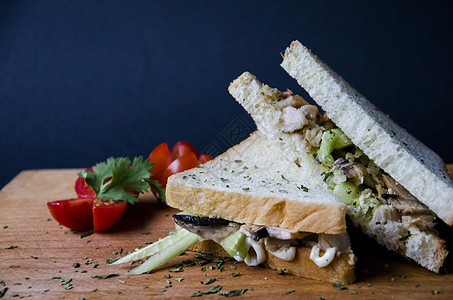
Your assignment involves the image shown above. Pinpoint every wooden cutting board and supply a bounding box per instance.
[1,168,452,299]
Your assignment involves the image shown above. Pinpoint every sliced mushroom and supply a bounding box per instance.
[309,245,337,267]
[264,238,296,261]
[239,225,268,241]
[371,204,401,225]
[402,214,436,232]
[266,226,311,240]
[382,175,432,215]
[318,233,350,252]
[173,214,240,242]
[244,237,266,266]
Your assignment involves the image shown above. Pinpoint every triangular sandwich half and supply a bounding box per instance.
[114,131,356,284]
[228,41,450,273]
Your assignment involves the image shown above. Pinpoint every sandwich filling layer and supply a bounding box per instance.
[174,213,352,268]
[250,83,446,272]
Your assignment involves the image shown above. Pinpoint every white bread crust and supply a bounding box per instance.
[166,132,347,234]
[281,40,453,226]
[228,72,447,272]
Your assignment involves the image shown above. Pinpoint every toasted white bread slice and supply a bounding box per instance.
[228,72,447,273]
[281,40,453,226]
[167,131,347,234]
[166,131,356,283]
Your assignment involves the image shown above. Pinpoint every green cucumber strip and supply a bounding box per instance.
[113,229,199,265]
[126,229,201,275]
[219,230,247,260]
[317,129,353,166]
[333,181,361,205]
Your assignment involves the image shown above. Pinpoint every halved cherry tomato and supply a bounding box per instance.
[47,198,94,231]
[161,152,200,186]
[74,167,96,198]
[198,154,213,164]
[172,141,200,159]
[93,199,127,232]
[47,197,127,232]
[148,142,174,182]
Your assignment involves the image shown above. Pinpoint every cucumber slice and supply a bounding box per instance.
[333,181,361,205]
[219,230,248,260]
[113,228,200,274]
[317,129,353,166]
[126,229,201,275]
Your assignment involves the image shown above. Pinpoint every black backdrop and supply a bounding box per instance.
[1,1,452,188]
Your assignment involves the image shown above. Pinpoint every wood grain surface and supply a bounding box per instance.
[1,168,453,299]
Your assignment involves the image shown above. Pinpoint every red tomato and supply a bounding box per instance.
[47,197,127,232]
[148,142,174,182]
[172,141,200,159]
[47,198,94,231]
[161,152,200,187]
[93,199,127,232]
[199,154,213,164]
[74,167,96,198]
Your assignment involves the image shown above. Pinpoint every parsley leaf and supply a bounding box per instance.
[146,177,167,204]
[78,156,153,204]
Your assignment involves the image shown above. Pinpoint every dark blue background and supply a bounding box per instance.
[1,1,452,188]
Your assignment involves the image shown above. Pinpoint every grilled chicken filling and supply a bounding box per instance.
[174,214,351,268]
[264,87,437,252]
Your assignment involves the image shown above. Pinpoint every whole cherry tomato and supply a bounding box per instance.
[149,140,213,188]
[172,141,200,159]
[198,154,213,164]
[148,142,174,182]
[160,152,200,186]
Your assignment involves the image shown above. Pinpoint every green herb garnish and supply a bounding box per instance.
[218,288,250,297]
[201,278,216,285]
[332,283,347,290]
[204,285,222,294]
[90,273,118,279]
[78,156,155,204]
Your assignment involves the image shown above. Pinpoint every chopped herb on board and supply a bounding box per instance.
[284,290,295,295]
[80,230,94,238]
[90,273,118,279]
[170,266,184,272]
[0,287,8,297]
[201,278,216,285]
[204,285,222,294]
[218,288,250,297]
[332,283,347,290]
